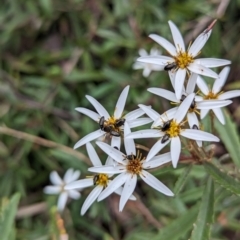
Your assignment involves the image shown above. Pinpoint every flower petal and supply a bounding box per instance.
[97,173,129,201]
[174,93,195,123]
[137,56,173,66]
[57,192,68,212]
[213,67,230,93]
[150,47,161,56]
[196,58,231,68]
[168,70,176,88]
[68,190,81,200]
[44,186,61,194]
[139,49,148,56]
[196,75,210,95]
[133,62,143,70]
[143,68,152,77]
[187,115,202,147]
[212,108,225,124]
[187,112,199,128]
[195,95,204,101]
[186,73,198,94]
[86,95,110,119]
[174,68,187,99]
[105,156,115,166]
[111,136,121,149]
[152,107,178,128]
[64,169,81,184]
[197,100,232,109]
[126,129,163,139]
[96,141,126,164]
[165,107,179,119]
[200,109,210,119]
[146,140,169,162]
[188,31,212,57]
[219,90,240,100]
[168,20,185,52]
[63,168,74,183]
[124,108,145,120]
[180,129,220,142]
[148,88,178,102]
[188,63,218,79]
[65,179,93,190]
[114,187,136,200]
[50,171,63,185]
[124,122,136,156]
[88,165,126,174]
[86,143,102,167]
[74,130,105,149]
[140,170,174,196]
[149,34,177,56]
[170,137,181,168]
[142,152,171,169]
[128,118,153,128]
[75,108,100,122]
[119,174,137,211]
[69,170,81,183]
[81,186,103,215]
[138,104,160,121]
[114,85,130,119]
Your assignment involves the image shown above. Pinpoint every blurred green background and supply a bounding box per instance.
[0,0,240,239]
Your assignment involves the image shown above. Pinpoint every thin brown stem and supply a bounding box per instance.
[0,126,90,164]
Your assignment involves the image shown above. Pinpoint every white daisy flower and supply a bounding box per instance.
[147,73,232,130]
[88,137,174,212]
[197,67,240,124]
[137,20,231,99]
[133,48,163,77]
[44,169,81,212]
[74,85,152,149]
[126,93,220,168]
[65,142,136,215]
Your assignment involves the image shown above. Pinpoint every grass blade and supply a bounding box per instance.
[190,178,214,240]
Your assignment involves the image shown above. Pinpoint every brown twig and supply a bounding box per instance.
[16,202,47,219]
[185,0,230,43]
[0,125,90,164]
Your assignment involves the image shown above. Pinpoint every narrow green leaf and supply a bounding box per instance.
[190,178,214,240]
[204,162,240,195]
[152,205,198,240]
[0,193,21,240]
[214,109,240,168]
[174,165,192,194]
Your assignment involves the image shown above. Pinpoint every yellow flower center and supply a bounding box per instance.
[106,116,117,126]
[165,120,181,137]
[60,184,66,192]
[203,91,222,100]
[99,115,125,137]
[174,51,194,69]
[126,151,144,175]
[93,174,109,188]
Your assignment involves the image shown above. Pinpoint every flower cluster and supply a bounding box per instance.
[44,20,240,214]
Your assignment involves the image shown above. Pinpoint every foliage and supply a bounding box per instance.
[0,0,240,239]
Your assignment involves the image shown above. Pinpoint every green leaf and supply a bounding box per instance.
[190,178,214,240]
[0,193,21,240]
[152,205,198,240]
[214,109,240,168]
[204,162,240,195]
[174,165,192,194]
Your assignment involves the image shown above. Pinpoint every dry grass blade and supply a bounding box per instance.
[0,126,90,164]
